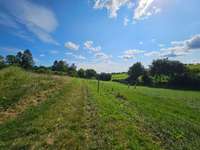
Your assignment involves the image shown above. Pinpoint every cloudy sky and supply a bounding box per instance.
[0,0,200,72]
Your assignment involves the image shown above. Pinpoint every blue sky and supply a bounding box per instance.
[0,0,200,72]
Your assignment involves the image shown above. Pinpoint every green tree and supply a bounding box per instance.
[150,59,186,82]
[141,71,152,86]
[6,55,17,65]
[77,68,85,78]
[68,64,77,77]
[0,55,5,69]
[98,73,112,81]
[21,50,34,69]
[85,69,97,79]
[16,51,23,65]
[128,62,145,83]
[52,60,68,72]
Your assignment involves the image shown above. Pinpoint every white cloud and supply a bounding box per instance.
[65,52,86,60]
[120,49,145,60]
[0,0,59,45]
[76,55,86,60]
[134,0,161,20]
[50,50,59,54]
[127,1,135,9]
[160,34,200,58]
[144,34,200,59]
[94,0,131,18]
[95,52,112,62]
[39,54,45,57]
[64,42,79,51]
[144,51,160,57]
[0,47,19,51]
[77,61,131,73]
[84,41,101,52]
[123,17,129,26]
[93,0,161,22]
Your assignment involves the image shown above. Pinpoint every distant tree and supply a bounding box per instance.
[16,51,23,65]
[0,55,6,69]
[52,60,68,72]
[85,69,97,79]
[141,71,152,86]
[21,50,34,69]
[128,62,145,83]
[68,63,77,77]
[77,68,85,78]
[98,73,112,81]
[6,55,17,65]
[168,60,186,77]
[150,59,186,79]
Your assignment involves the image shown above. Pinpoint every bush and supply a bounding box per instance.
[98,73,112,81]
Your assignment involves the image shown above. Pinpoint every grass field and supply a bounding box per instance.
[112,73,128,80]
[0,67,200,149]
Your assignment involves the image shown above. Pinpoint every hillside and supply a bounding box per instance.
[112,73,128,80]
[187,64,200,74]
[0,67,200,149]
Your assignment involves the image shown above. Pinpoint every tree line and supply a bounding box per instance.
[1,49,200,89]
[0,50,112,81]
[126,59,200,90]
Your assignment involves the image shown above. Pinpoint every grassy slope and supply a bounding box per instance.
[86,81,200,149]
[187,64,200,74]
[0,67,200,149]
[112,73,128,80]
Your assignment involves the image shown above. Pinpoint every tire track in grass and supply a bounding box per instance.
[83,80,111,150]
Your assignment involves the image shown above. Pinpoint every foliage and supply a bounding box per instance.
[85,69,97,79]
[128,62,145,84]
[141,71,153,86]
[98,73,111,81]
[67,63,77,77]
[0,55,6,69]
[21,50,34,69]
[52,60,68,72]
[77,68,85,78]
[150,59,186,77]
[6,55,18,65]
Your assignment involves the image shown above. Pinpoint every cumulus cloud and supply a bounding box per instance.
[84,40,112,62]
[94,0,131,18]
[65,42,79,51]
[65,52,86,60]
[123,17,129,26]
[0,0,59,45]
[144,34,200,59]
[84,41,101,52]
[161,34,200,58]
[93,0,161,21]
[134,0,161,20]
[95,52,112,62]
[120,49,145,60]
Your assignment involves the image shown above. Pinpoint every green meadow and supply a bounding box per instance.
[0,67,200,149]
